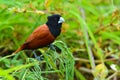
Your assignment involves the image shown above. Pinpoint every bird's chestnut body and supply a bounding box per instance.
[24,24,55,49]
[13,14,64,54]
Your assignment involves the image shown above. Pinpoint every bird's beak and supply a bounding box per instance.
[58,17,65,23]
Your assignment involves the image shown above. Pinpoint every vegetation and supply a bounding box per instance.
[0,0,120,80]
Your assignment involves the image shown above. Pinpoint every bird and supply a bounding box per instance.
[13,14,65,60]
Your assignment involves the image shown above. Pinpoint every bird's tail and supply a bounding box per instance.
[12,45,25,54]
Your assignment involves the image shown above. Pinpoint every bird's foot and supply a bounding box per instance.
[48,44,56,51]
[48,44,61,53]
[32,50,44,61]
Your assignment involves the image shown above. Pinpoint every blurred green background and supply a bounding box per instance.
[0,0,120,80]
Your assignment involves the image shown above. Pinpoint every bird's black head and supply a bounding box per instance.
[47,14,64,26]
[46,14,65,37]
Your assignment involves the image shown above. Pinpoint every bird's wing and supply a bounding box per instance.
[25,24,49,44]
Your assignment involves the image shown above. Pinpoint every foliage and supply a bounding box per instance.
[0,0,120,80]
